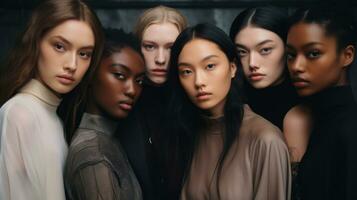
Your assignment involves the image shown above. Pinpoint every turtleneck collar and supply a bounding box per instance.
[307,86,356,113]
[201,114,225,135]
[79,113,118,137]
[20,79,61,107]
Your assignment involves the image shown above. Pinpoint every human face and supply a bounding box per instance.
[234,26,286,89]
[89,47,145,119]
[286,23,353,96]
[178,39,237,117]
[37,19,94,96]
[141,22,180,84]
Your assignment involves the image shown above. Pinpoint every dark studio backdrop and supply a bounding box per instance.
[0,0,356,100]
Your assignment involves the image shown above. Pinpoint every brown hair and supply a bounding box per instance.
[0,0,104,141]
[134,5,187,41]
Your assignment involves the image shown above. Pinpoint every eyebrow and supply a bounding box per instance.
[111,63,146,77]
[236,39,274,49]
[286,42,324,50]
[52,35,94,49]
[178,55,219,67]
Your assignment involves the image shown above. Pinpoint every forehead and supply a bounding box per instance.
[142,22,180,43]
[287,22,336,47]
[106,48,145,73]
[42,19,95,47]
[179,38,225,62]
[235,26,282,46]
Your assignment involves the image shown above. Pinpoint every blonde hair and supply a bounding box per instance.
[134,5,187,40]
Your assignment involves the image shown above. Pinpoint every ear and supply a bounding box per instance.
[340,45,355,68]
[230,62,237,78]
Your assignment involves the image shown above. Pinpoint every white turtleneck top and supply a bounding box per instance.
[0,79,68,200]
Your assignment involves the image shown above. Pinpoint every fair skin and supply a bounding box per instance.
[235,26,285,89]
[141,22,180,84]
[178,39,236,117]
[287,23,354,96]
[37,19,94,97]
[87,47,145,119]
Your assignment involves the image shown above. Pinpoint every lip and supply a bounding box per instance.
[196,92,212,101]
[292,77,309,88]
[56,74,75,85]
[118,100,133,111]
[249,73,265,81]
[151,69,167,76]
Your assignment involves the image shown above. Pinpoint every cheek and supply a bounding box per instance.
[180,77,195,98]
[240,57,250,75]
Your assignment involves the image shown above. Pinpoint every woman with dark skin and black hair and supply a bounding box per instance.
[286,7,357,200]
[65,28,145,200]
[229,6,312,165]
[167,23,291,200]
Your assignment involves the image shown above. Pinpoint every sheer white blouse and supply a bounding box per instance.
[0,79,68,200]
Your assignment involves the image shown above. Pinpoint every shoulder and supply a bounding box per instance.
[0,94,40,130]
[283,104,313,132]
[241,105,282,141]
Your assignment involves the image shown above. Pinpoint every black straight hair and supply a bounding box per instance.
[166,23,245,199]
[229,6,288,42]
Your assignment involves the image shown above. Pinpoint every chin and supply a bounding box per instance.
[149,76,167,85]
[296,88,315,97]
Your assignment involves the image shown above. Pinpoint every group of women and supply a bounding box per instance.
[0,0,356,200]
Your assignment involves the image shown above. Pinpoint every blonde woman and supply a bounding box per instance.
[118,6,187,200]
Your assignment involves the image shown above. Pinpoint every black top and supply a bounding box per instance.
[244,77,299,129]
[65,113,142,200]
[117,79,169,200]
[298,86,357,200]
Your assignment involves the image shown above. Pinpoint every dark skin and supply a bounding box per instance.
[286,22,354,96]
[87,47,145,119]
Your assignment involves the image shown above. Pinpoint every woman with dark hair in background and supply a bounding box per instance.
[286,6,357,200]
[118,5,187,199]
[0,0,104,199]
[230,6,312,165]
[167,23,291,200]
[65,29,145,200]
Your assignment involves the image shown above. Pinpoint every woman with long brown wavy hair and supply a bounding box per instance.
[0,0,104,199]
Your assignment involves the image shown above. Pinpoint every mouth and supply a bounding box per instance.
[56,74,75,85]
[248,73,265,81]
[118,101,133,111]
[196,92,212,101]
[292,77,309,88]
[151,69,167,76]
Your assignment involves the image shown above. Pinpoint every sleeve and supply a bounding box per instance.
[67,162,121,200]
[250,132,292,200]
[0,103,45,200]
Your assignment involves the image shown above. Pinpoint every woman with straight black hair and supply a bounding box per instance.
[167,23,291,200]
[286,6,357,200]
[229,6,312,166]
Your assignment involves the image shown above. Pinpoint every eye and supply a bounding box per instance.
[136,77,144,85]
[206,63,216,70]
[79,51,92,59]
[114,72,126,80]
[260,47,273,55]
[237,48,247,57]
[286,52,296,61]
[179,69,192,76]
[306,50,321,59]
[54,43,65,52]
[143,44,155,51]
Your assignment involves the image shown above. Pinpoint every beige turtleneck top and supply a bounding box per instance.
[181,105,291,200]
[0,79,68,200]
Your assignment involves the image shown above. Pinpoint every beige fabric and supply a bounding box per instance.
[181,105,291,200]
[0,79,68,200]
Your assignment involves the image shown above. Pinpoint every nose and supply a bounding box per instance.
[194,70,206,89]
[289,54,305,74]
[155,48,166,66]
[248,52,259,71]
[64,52,77,72]
[124,80,136,99]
